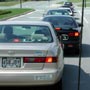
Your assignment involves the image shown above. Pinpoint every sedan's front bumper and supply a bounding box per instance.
[0,67,63,86]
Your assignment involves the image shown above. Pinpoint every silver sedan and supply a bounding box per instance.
[0,21,64,88]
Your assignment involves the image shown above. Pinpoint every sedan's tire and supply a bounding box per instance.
[53,78,62,90]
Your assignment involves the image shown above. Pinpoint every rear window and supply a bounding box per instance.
[64,2,72,6]
[0,25,53,43]
[65,9,71,13]
[43,16,78,28]
[47,10,69,15]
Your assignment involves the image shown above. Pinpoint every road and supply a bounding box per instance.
[7,0,61,21]
[63,6,90,90]
[5,1,90,90]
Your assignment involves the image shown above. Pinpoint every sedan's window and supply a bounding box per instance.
[66,9,71,13]
[47,10,69,15]
[0,25,53,43]
[64,2,73,6]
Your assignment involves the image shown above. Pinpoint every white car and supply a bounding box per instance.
[43,8,70,16]
[0,21,64,88]
[58,7,74,16]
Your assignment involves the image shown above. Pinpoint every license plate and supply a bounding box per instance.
[61,34,69,40]
[2,57,21,68]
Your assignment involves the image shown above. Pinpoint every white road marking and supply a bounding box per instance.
[83,17,89,24]
[78,10,89,24]
[7,10,38,20]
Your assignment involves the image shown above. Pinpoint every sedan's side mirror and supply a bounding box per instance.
[74,17,79,20]
[78,23,83,27]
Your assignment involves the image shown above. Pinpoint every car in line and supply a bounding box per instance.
[58,7,74,16]
[63,1,74,9]
[63,2,74,12]
[43,8,70,16]
[42,15,82,54]
[0,21,64,89]
[60,5,74,14]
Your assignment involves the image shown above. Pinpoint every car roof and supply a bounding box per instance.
[44,15,73,18]
[64,2,72,3]
[47,8,68,11]
[0,21,51,26]
[59,7,71,10]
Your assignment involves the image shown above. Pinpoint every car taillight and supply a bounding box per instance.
[23,57,57,63]
[55,27,61,31]
[34,57,45,63]
[74,32,80,36]
[68,32,80,37]
[45,57,57,63]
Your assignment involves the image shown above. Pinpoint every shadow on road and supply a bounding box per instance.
[0,85,54,90]
[64,50,79,58]
[82,44,90,57]
[63,64,90,90]
[64,43,90,58]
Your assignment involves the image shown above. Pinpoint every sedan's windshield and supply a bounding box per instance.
[0,25,53,43]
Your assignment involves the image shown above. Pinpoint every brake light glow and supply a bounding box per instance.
[23,57,57,63]
[68,32,79,37]
[46,57,57,63]
[75,32,80,36]
[13,39,20,42]
[45,57,53,63]
[55,28,61,31]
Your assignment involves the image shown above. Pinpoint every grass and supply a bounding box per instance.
[68,0,82,3]
[68,0,90,3]
[0,1,22,6]
[68,0,90,7]
[57,0,90,7]
[78,3,90,7]
[57,0,90,4]
[0,8,35,20]
[57,2,64,4]
[84,3,90,7]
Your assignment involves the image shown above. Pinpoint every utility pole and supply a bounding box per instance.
[78,0,85,90]
[20,0,22,9]
[84,0,86,8]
